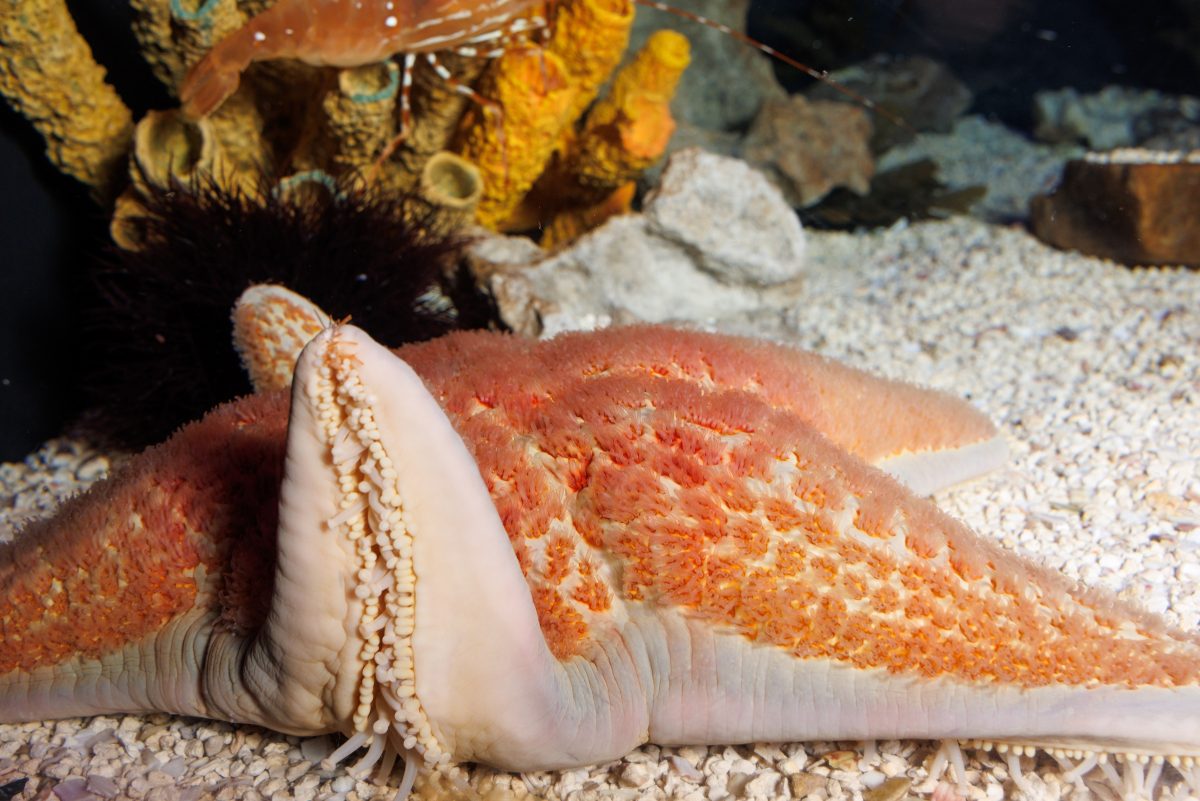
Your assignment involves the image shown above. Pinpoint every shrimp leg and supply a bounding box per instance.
[180,0,316,118]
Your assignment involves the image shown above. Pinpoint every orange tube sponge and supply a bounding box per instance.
[540,182,636,249]
[397,55,488,176]
[455,47,577,229]
[0,0,133,196]
[547,0,636,124]
[454,0,635,230]
[129,0,245,90]
[529,29,689,245]
[571,29,691,194]
[289,62,399,176]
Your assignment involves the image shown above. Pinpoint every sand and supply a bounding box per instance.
[2,216,1198,801]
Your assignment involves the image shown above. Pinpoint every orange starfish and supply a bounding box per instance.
[3,316,1198,796]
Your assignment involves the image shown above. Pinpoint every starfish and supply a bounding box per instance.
[3,309,1199,797]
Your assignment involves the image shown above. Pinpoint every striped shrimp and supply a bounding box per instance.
[179,0,548,120]
[179,0,901,154]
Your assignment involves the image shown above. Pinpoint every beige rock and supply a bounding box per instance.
[863,776,913,801]
[788,771,826,798]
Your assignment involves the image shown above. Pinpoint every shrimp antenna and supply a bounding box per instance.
[632,0,914,133]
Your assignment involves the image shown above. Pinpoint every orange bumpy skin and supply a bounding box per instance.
[1,393,286,675]
[396,328,1195,683]
[6,322,1200,789]
[232,284,329,393]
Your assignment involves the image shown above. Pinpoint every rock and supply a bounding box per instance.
[1031,149,1200,267]
[1033,86,1200,150]
[880,115,1082,223]
[819,750,860,771]
[742,770,782,797]
[806,55,973,152]
[803,158,986,229]
[862,777,912,801]
[645,149,807,284]
[616,761,655,788]
[788,772,826,798]
[740,95,874,208]
[469,149,805,336]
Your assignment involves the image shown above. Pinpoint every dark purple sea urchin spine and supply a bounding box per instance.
[82,179,489,447]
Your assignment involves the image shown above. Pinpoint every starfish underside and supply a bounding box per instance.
[3,323,1200,793]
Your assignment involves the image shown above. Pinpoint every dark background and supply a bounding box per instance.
[2,0,1197,461]
[1,0,168,461]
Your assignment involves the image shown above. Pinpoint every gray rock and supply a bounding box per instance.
[1033,86,1200,150]
[470,150,805,337]
[806,55,973,153]
[880,116,1082,222]
[645,149,807,285]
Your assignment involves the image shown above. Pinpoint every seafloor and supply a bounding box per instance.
[1,214,1198,801]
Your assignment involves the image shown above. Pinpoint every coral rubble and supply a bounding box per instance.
[1034,86,1200,151]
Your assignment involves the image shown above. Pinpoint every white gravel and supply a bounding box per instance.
[2,217,1198,800]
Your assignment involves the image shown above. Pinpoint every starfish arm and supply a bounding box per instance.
[399,325,1007,495]
[0,610,217,724]
[592,403,1200,758]
[0,391,290,727]
[419,325,1200,764]
[230,286,1006,493]
[1,325,660,768]
[232,283,328,394]
[872,434,1008,496]
[627,590,1200,758]
[583,325,1008,492]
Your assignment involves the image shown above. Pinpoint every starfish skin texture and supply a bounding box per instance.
[4,322,1200,788]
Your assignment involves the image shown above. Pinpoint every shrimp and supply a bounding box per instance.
[179,0,906,155]
[179,0,546,119]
